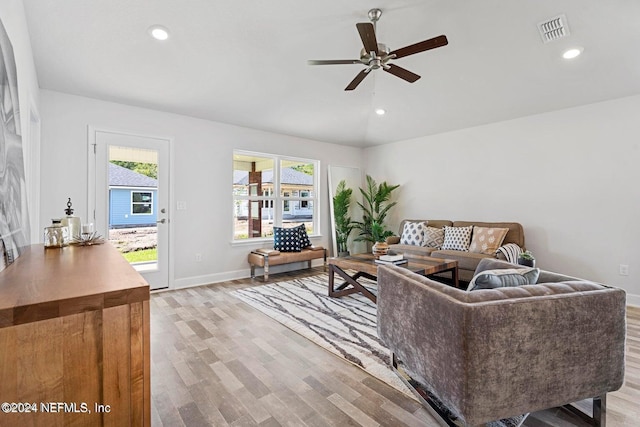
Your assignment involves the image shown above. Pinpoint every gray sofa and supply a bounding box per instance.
[377,259,626,426]
[387,219,525,282]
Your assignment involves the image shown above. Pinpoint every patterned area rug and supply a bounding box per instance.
[230,273,412,396]
[231,273,527,427]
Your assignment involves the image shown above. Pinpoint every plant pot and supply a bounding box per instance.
[338,251,350,258]
[372,241,389,257]
[518,257,535,268]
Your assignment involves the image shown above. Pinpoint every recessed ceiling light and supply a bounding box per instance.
[148,25,170,41]
[375,108,386,115]
[562,47,583,59]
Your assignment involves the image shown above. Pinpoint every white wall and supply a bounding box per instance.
[0,0,41,243]
[365,95,640,305]
[39,90,363,287]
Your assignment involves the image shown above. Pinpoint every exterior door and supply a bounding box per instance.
[89,127,170,290]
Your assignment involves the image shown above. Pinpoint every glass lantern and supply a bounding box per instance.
[44,219,69,248]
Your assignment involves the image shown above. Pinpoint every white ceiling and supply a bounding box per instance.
[22,0,640,147]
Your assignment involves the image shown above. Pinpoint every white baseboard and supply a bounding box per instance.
[171,259,326,290]
[172,269,248,289]
[626,292,640,308]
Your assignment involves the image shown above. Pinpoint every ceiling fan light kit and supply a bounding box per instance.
[308,8,448,91]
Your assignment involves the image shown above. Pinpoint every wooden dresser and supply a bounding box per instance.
[0,244,150,426]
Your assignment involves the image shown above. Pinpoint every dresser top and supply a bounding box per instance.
[0,243,150,327]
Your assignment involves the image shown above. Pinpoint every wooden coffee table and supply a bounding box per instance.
[328,253,459,304]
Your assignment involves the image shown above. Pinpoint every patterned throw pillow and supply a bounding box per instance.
[273,227,301,252]
[468,227,509,255]
[400,222,426,246]
[422,227,445,248]
[297,224,312,248]
[467,267,540,291]
[441,226,473,251]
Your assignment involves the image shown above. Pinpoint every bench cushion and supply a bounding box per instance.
[248,246,325,268]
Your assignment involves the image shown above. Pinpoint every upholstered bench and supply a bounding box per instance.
[248,246,327,281]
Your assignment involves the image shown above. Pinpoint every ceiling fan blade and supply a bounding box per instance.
[356,22,379,55]
[345,69,370,91]
[383,64,421,83]
[307,59,362,65]
[389,35,448,59]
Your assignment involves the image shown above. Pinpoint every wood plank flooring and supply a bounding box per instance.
[150,268,640,426]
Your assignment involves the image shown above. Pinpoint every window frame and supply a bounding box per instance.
[232,150,320,244]
[130,190,154,216]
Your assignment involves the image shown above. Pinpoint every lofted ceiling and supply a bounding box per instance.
[22,0,640,147]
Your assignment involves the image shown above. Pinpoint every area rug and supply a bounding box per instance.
[230,273,412,396]
[231,273,527,427]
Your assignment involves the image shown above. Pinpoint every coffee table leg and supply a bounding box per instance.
[327,265,377,304]
[452,267,459,288]
[329,264,336,296]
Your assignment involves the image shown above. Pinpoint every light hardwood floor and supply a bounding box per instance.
[150,268,640,426]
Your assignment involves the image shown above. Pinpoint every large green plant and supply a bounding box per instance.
[353,175,399,244]
[332,180,354,254]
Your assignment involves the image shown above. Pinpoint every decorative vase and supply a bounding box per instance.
[372,241,389,257]
[61,198,81,241]
[44,219,69,248]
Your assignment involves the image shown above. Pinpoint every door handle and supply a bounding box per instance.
[157,218,166,224]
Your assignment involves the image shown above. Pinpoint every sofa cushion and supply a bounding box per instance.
[400,221,427,246]
[468,226,509,255]
[423,226,445,248]
[389,244,438,257]
[273,227,301,252]
[467,267,540,291]
[296,224,312,248]
[441,226,473,251]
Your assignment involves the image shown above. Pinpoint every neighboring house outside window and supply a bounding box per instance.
[233,151,319,241]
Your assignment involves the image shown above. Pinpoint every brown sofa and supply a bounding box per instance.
[377,259,626,426]
[387,219,525,282]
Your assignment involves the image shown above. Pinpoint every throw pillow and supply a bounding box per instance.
[273,227,301,252]
[400,222,426,246]
[467,267,540,291]
[468,226,509,255]
[297,224,312,248]
[441,226,473,251]
[422,226,445,248]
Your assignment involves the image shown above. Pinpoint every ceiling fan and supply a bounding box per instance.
[308,8,448,91]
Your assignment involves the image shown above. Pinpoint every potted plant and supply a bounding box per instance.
[332,180,354,257]
[352,175,400,249]
[518,250,536,267]
[370,221,394,257]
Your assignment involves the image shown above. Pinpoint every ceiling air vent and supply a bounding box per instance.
[537,14,570,43]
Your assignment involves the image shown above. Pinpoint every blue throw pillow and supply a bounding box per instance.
[467,267,540,291]
[273,227,301,252]
[297,224,312,248]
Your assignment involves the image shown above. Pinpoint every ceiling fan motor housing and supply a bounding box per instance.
[360,43,390,67]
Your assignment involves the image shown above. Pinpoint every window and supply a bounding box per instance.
[131,191,153,215]
[233,151,319,241]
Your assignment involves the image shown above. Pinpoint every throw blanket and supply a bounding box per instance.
[496,243,522,264]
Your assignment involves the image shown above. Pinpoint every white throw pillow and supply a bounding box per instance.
[441,226,473,251]
[400,222,426,246]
